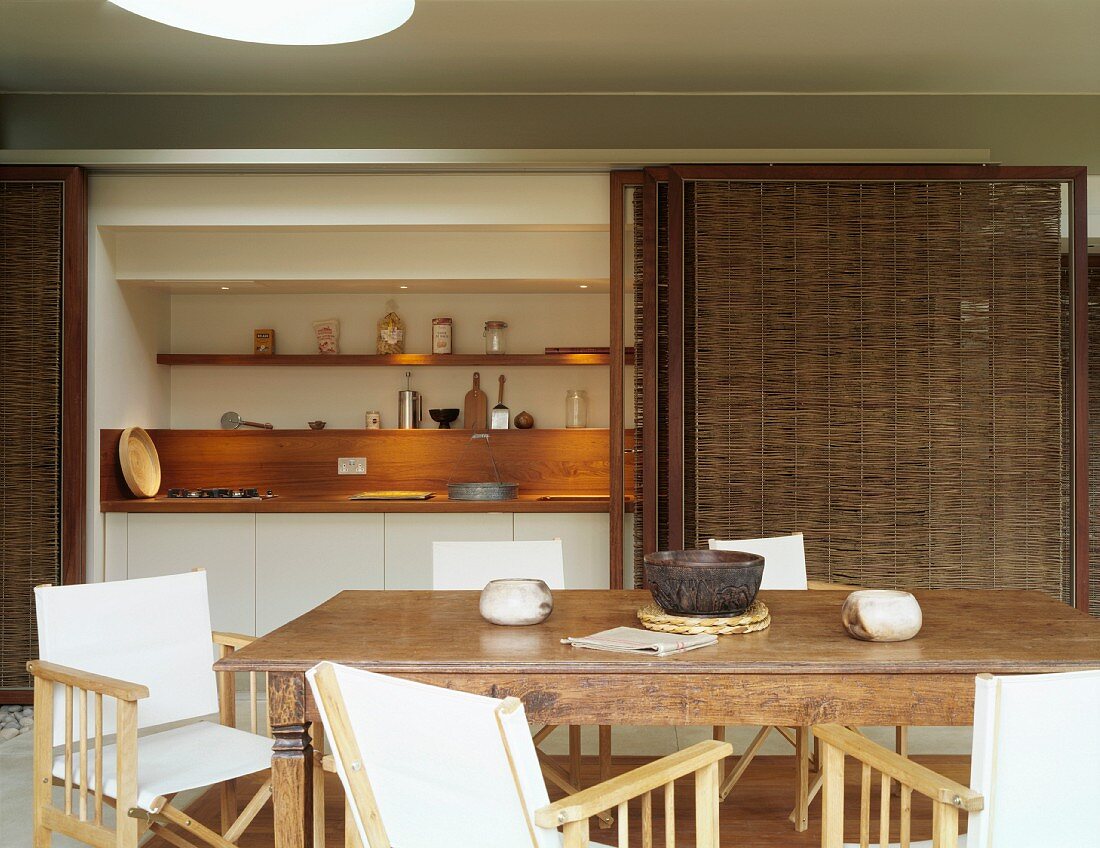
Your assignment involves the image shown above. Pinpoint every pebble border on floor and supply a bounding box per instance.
[0,704,33,742]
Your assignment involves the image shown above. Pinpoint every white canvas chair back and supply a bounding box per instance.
[35,571,220,745]
[708,532,807,590]
[432,539,566,590]
[967,669,1100,847]
[308,661,558,848]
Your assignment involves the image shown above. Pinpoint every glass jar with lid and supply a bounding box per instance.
[565,389,589,428]
[483,320,508,354]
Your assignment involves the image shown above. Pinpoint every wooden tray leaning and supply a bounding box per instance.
[637,600,771,635]
[119,426,162,498]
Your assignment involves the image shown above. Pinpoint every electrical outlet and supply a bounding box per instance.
[337,457,367,475]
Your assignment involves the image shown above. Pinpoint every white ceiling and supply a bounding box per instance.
[2,0,1098,95]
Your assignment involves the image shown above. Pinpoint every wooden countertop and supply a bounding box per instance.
[101,493,633,514]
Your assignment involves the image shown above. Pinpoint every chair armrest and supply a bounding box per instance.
[212,631,255,649]
[534,740,732,827]
[26,660,149,702]
[813,725,982,812]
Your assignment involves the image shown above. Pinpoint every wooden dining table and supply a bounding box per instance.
[214,588,1100,848]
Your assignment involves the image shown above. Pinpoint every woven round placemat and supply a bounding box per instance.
[637,600,771,635]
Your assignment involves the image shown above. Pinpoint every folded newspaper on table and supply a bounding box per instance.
[561,626,717,656]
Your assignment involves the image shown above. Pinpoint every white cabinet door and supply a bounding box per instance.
[256,514,385,634]
[126,514,256,635]
[383,513,514,589]
[513,513,610,589]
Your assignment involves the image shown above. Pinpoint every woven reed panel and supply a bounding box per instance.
[1,182,64,689]
[1089,259,1100,615]
[685,181,1070,600]
[632,182,671,585]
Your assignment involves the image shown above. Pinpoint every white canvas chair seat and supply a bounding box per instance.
[708,532,808,590]
[309,661,730,848]
[32,572,275,848]
[821,669,1100,848]
[51,720,272,812]
[430,538,608,805]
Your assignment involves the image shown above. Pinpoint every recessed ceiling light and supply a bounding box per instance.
[220,286,230,291]
[108,0,415,46]
[579,284,589,289]
[399,285,408,289]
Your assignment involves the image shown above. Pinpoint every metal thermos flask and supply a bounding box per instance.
[397,371,422,429]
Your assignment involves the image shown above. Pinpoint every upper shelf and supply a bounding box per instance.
[120,277,610,295]
[157,353,634,367]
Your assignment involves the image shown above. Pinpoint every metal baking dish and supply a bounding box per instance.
[446,481,519,501]
[446,433,519,501]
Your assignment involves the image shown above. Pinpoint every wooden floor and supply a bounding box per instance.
[151,755,970,847]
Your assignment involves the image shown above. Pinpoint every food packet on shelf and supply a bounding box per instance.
[377,301,405,354]
[313,318,339,354]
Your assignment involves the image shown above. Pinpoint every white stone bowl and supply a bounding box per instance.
[479,578,554,626]
[841,589,923,642]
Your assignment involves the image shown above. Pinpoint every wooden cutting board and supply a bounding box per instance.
[463,371,488,430]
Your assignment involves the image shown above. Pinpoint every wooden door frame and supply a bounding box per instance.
[664,163,1089,612]
[1,166,87,589]
[609,168,670,588]
[641,167,670,581]
[609,170,642,588]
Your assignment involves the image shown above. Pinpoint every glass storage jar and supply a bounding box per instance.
[483,320,508,354]
[565,389,589,428]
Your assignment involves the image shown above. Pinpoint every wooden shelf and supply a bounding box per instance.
[156,353,633,367]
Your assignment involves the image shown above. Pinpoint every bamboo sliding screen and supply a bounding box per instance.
[1087,258,1100,615]
[631,182,672,584]
[648,176,1077,603]
[0,181,65,688]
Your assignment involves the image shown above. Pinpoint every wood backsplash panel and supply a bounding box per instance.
[101,429,635,500]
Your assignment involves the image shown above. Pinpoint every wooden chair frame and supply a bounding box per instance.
[311,662,733,848]
[431,538,611,810]
[814,724,982,848]
[711,580,911,832]
[29,631,274,848]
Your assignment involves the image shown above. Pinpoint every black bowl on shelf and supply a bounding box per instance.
[643,549,765,617]
[428,408,460,429]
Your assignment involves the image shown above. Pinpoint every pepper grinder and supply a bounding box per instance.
[397,371,423,429]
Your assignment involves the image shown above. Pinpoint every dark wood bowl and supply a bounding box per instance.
[644,549,765,617]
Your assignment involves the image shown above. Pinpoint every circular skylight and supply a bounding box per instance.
[108,0,415,46]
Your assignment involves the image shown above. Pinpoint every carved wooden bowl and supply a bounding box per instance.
[644,550,765,617]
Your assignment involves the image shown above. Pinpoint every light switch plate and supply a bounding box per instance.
[338,457,367,475]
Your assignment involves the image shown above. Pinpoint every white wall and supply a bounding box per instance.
[87,221,171,581]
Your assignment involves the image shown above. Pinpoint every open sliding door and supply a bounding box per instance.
[0,166,86,698]
[613,168,671,587]
[661,165,1088,610]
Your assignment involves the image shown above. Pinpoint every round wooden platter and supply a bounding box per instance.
[119,426,162,498]
[637,600,771,635]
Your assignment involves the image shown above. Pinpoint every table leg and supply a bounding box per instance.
[711,726,726,785]
[269,672,314,848]
[794,726,810,832]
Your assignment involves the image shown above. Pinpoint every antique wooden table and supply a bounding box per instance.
[215,589,1100,848]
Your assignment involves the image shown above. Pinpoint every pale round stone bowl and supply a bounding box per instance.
[479,578,554,626]
[841,589,923,642]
